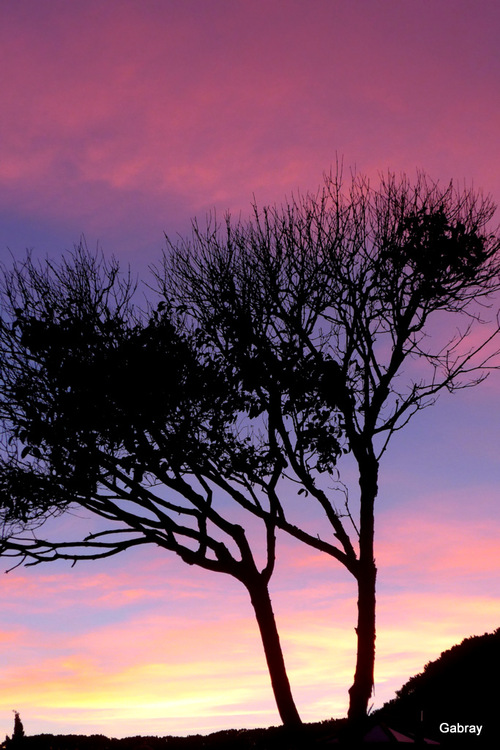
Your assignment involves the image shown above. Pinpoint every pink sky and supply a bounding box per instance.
[0,0,499,740]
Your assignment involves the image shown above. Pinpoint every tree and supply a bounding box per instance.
[1,171,498,728]
[157,169,500,722]
[7,711,25,747]
[0,247,301,728]
[12,713,24,742]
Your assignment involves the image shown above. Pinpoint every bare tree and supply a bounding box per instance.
[158,169,500,722]
[0,246,302,728]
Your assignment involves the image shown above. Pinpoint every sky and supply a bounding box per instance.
[0,0,499,740]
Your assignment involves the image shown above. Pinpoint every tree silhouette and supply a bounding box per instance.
[1,170,499,728]
[4,711,26,747]
[0,247,301,727]
[157,169,500,721]
[12,713,24,741]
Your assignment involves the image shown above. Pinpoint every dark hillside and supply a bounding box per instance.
[374,628,499,745]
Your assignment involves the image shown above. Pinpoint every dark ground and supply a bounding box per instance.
[2,720,345,750]
[2,714,493,748]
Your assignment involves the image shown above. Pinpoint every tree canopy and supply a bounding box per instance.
[0,246,302,727]
[0,169,499,726]
[158,169,500,719]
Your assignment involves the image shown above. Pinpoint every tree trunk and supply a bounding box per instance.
[348,556,377,722]
[348,452,378,723]
[247,578,302,728]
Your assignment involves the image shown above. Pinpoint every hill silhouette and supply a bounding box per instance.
[374,627,499,745]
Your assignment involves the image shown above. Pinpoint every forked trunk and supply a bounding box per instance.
[247,578,302,728]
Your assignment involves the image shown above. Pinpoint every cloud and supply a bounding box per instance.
[376,487,500,590]
[0,606,291,736]
[1,519,498,736]
[2,0,499,257]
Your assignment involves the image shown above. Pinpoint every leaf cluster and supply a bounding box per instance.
[0,245,291,587]
[1,170,499,583]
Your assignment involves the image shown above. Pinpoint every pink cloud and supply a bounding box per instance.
[1,578,497,736]
[1,0,499,255]
[376,486,500,584]
[0,508,498,737]
[1,561,230,616]
[378,515,500,578]
[0,607,296,735]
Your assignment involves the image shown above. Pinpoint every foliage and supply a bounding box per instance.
[0,246,259,574]
[159,168,500,720]
[161,171,500,459]
[0,245,302,727]
[12,714,24,742]
[375,628,500,745]
[2,712,26,749]
[1,169,499,725]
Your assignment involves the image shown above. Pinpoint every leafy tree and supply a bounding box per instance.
[12,713,24,742]
[1,170,498,729]
[157,169,500,721]
[0,247,301,727]
[3,711,26,748]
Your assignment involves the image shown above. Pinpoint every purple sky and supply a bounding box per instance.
[0,0,499,739]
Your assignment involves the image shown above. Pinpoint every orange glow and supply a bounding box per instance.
[1,579,498,736]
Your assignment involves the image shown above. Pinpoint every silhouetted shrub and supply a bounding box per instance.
[375,628,500,745]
